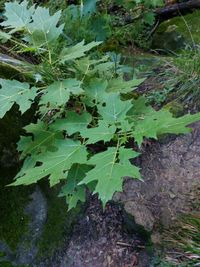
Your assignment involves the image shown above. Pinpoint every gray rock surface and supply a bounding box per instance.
[0,186,47,266]
[115,122,200,232]
[15,186,48,266]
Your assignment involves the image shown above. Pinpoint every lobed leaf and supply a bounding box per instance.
[59,164,92,210]
[1,0,34,32]
[26,7,64,47]
[80,120,116,144]
[13,139,88,187]
[0,79,37,118]
[18,121,62,158]
[128,97,200,145]
[98,93,132,124]
[84,78,108,106]
[50,111,92,135]
[60,40,101,63]
[79,147,141,206]
[40,79,83,110]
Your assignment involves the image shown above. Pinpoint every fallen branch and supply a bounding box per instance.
[121,0,200,27]
[156,0,200,21]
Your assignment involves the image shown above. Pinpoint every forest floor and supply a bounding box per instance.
[41,196,152,267]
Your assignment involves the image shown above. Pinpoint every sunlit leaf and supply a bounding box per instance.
[0,79,37,118]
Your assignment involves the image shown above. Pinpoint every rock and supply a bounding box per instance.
[15,186,48,266]
[164,101,184,117]
[0,241,14,263]
[0,53,36,81]
[151,233,162,245]
[0,105,81,266]
[115,122,200,233]
[152,11,200,52]
[123,202,155,232]
[0,186,48,266]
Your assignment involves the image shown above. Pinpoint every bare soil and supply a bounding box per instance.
[44,196,152,267]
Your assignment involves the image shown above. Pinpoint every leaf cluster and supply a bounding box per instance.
[0,1,200,209]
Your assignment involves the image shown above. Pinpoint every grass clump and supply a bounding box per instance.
[162,213,200,266]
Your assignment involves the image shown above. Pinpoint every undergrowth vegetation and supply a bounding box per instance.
[0,0,200,211]
[27,0,165,49]
[162,213,200,266]
[170,47,200,103]
[148,47,200,109]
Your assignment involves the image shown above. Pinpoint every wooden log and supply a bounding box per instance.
[156,0,200,21]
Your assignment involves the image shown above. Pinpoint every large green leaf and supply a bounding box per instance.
[82,0,100,15]
[79,147,141,206]
[60,40,101,63]
[1,0,34,32]
[50,111,92,135]
[1,1,63,47]
[0,30,11,43]
[84,78,108,106]
[0,79,37,118]
[98,93,132,124]
[128,97,200,145]
[13,139,88,187]
[26,7,64,47]
[80,120,116,144]
[107,77,144,93]
[18,121,62,158]
[40,79,83,109]
[59,164,91,210]
[74,56,110,78]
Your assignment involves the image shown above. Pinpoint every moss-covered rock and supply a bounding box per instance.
[0,106,83,266]
[163,101,184,117]
[37,182,85,260]
[0,172,83,266]
[0,177,32,252]
[152,11,200,52]
[0,53,37,82]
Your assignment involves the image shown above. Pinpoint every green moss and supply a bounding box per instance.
[0,262,13,267]
[0,252,5,257]
[0,96,35,261]
[0,63,24,80]
[37,182,84,258]
[164,101,184,118]
[0,173,32,251]
[0,263,28,267]
[153,11,200,51]
[159,11,200,45]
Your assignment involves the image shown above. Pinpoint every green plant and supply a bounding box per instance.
[109,0,164,48]
[59,0,112,43]
[162,213,200,266]
[147,88,173,106]
[0,0,200,210]
[159,47,200,106]
[54,0,164,49]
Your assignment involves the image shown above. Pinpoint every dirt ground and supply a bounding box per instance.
[42,196,152,267]
[115,122,200,233]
